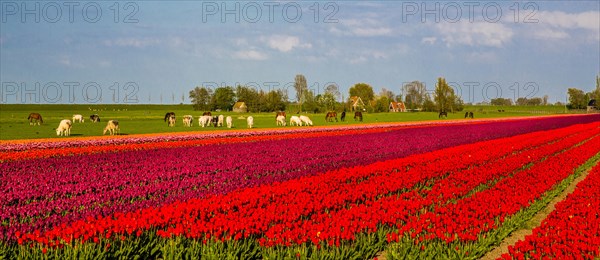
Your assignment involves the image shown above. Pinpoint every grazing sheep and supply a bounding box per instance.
[183,115,193,127]
[247,116,254,128]
[276,115,286,126]
[72,114,84,123]
[56,119,72,136]
[290,116,302,126]
[226,116,233,128]
[199,115,212,127]
[299,115,313,126]
[103,120,120,135]
[217,115,224,127]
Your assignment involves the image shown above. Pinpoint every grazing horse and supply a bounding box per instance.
[90,114,100,123]
[276,111,286,119]
[465,112,469,118]
[211,116,218,127]
[27,113,43,125]
[439,111,448,119]
[164,112,175,123]
[325,112,338,122]
[354,111,363,122]
[340,111,346,122]
[203,111,212,116]
[469,111,474,118]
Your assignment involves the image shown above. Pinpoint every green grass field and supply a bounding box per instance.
[0,104,574,140]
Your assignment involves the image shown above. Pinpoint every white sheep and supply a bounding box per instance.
[276,115,286,126]
[183,115,193,127]
[247,116,254,128]
[72,114,84,123]
[290,116,302,126]
[199,115,212,127]
[226,116,233,128]
[299,115,313,126]
[103,120,119,135]
[56,119,72,136]
[217,115,224,127]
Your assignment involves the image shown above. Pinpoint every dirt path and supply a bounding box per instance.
[480,166,595,260]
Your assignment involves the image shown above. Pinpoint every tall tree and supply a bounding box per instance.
[317,92,337,111]
[403,81,427,110]
[189,86,213,111]
[348,83,375,104]
[591,74,600,102]
[325,84,341,101]
[567,88,586,109]
[379,88,395,101]
[434,77,455,112]
[263,89,287,112]
[236,85,260,112]
[294,74,308,105]
[211,86,236,111]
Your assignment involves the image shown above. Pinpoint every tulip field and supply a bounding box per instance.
[1,114,600,259]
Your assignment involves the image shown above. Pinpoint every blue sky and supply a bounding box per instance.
[1,1,598,104]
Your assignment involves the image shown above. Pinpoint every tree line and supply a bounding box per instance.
[190,74,600,113]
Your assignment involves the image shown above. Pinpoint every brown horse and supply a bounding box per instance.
[354,112,363,121]
[203,111,212,116]
[276,111,286,119]
[28,113,43,125]
[325,112,337,122]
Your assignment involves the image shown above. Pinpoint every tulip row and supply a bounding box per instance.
[4,118,594,242]
[270,123,600,247]
[389,131,600,247]
[502,162,600,259]
[11,121,600,250]
[2,114,599,162]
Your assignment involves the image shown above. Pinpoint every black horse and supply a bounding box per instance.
[340,111,346,122]
[354,111,363,122]
[438,111,447,119]
[464,111,474,119]
[469,112,474,118]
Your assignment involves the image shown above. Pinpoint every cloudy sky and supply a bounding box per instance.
[1,1,598,104]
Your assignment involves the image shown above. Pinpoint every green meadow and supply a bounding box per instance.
[0,104,573,140]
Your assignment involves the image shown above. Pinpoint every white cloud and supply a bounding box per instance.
[103,38,161,48]
[262,35,312,52]
[538,11,599,31]
[233,50,268,60]
[330,18,392,37]
[436,21,513,47]
[532,28,569,40]
[526,11,600,42]
[421,37,437,45]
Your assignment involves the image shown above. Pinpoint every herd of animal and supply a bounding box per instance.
[27,110,474,137]
[28,112,119,137]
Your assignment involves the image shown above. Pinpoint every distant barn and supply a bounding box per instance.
[233,102,248,113]
[389,101,407,112]
[588,99,598,113]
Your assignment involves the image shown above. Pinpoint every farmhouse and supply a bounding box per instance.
[233,102,248,113]
[389,101,407,112]
[588,99,598,113]
[349,96,365,111]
